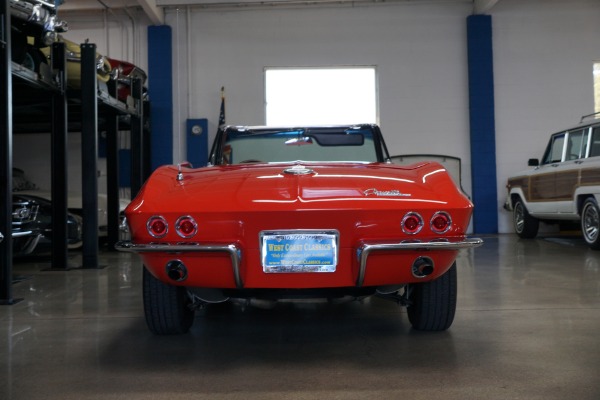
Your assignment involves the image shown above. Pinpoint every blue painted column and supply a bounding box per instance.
[467,15,498,234]
[148,25,173,170]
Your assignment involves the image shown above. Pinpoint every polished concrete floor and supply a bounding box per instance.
[1,234,599,399]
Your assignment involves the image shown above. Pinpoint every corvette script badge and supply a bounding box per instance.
[363,188,412,197]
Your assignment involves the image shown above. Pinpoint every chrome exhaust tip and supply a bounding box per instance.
[166,260,188,282]
[412,256,434,278]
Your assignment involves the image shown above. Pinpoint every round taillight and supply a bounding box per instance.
[431,211,452,234]
[175,216,198,238]
[147,216,168,238]
[402,212,424,235]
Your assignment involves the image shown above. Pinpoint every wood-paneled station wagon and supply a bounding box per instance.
[117,124,482,334]
[505,115,600,249]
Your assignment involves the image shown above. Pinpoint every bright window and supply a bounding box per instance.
[594,62,600,113]
[265,67,378,126]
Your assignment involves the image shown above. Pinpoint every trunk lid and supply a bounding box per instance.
[138,162,465,213]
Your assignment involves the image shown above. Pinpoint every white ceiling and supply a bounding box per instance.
[59,0,501,25]
[60,0,164,24]
[60,0,140,10]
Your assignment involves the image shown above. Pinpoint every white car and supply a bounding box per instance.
[505,116,600,249]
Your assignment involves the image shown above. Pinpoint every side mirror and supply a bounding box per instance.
[528,158,539,167]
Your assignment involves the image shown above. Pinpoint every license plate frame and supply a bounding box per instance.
[260,230,339,273]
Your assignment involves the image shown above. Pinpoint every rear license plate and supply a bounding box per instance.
[260,230,339,273]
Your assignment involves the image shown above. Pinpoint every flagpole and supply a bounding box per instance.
[219,86,226,129]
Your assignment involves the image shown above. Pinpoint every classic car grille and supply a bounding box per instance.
[12,200,39,227]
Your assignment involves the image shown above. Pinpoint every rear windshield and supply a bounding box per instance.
[220,127,379,164]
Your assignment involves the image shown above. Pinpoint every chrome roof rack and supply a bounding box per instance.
[579,111,600,123]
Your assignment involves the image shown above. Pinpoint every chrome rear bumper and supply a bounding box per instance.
[116,237,483,289]
[115,241,243,288]
[356,237,483,286]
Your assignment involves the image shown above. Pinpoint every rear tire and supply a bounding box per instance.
[143,266,194,335]
[581,198,600,250]
[513,199,539,239]
[23,45,48,73]
[407,262,457,331]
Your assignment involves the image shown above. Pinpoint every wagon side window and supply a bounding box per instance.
[590,127,600,158]
[542,133,566,164]
[566,129,586,161]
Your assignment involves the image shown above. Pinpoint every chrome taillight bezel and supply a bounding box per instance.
[147,215,168,238]
[430,211,452,234]
[175,215,198,239]
[401,212,424,235]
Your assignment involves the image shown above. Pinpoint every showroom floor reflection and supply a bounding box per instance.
[1,234,599,400]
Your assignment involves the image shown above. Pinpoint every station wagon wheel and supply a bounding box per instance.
[581,198,600,250]
[407,262,457,331]
[143,266,195,335]
[513,199,539,239]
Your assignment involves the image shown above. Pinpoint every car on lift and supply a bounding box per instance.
[505,115,600,249]
[36,36,147,104]
[10,0,67,73]
[107,57,148,104]
[10,2,145,105]
[117,124,482,335]
[37,35,113,87]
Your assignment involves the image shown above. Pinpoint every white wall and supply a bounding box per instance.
[492,0,600,232]
[170,0,600,233]
[15,0,600,233]
[167,1,474,196]
[59,8,149,72]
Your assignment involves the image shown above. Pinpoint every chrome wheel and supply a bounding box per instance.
[514,202,525,234]
[513,200,538,239]
[582,199,600,249]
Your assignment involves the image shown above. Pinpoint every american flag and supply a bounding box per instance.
[218,86,226,127]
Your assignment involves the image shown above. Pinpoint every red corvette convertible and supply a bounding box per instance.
[117,124,482,334]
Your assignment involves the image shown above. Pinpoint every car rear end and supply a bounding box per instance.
[121,162,477,293]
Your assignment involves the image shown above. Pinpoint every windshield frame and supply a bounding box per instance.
[208,124,390,166]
